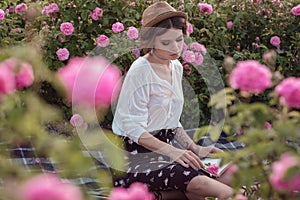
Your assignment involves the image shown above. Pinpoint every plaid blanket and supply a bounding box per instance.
[4,129,244,199]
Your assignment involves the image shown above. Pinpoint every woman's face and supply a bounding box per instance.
[153,28,184,60]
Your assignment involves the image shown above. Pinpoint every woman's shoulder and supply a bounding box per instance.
[125,57,152,81]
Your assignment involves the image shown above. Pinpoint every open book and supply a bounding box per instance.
[198,158,231,178]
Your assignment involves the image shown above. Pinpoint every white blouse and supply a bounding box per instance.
[112,57,184,144]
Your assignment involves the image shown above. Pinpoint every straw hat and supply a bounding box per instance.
[142,1,188,27]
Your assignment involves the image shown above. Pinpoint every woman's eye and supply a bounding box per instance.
[162,41,169,45]
[176,38,183,42]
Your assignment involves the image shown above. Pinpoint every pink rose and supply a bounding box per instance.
[275,77,300,108]
[18,174,84,200]
[42,3,59,15]
[56,48,70,61]
[189,42,206,55]
[108,182,154,200]
[230,60,272,94]
[291,4,300,16]
[0,9,5,20]
[15,62,34,89]
[70,114,84,127]
[127,26,139,40]
[227,21,233,29]
[97,34,110,47]
[49,3,59,13]
[112,22,124,33]
[0,62,16,99]
[182,50,195,63]
[60,22,74,36]
[197,3,213,14]
[269,153,300,192]
[187,22,193,34]
[206,164,219,175]
[15,3,27,13]
[270,36,281,47]
[57,56,121,108]
[131,48,140,59]
[94,7,103,16]
[193,52,203,66]
[90,7,103,20]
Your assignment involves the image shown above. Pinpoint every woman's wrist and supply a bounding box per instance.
[189,143,200,155]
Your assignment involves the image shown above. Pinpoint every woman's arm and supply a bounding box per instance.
[138,132,203,170]
[174,127,223,158]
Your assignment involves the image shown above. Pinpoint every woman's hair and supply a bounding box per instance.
[139,16,187,54]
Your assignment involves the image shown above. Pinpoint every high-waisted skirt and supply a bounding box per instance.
[112,129,207,192]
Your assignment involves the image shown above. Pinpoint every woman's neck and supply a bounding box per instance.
[148,50,170,66]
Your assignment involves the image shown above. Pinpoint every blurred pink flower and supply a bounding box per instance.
[131,48,140,58]
[0,9,5,20]
[57,34,65,42]
[127,26,139,40]
[189,42,206,55]
[187,22,193,34]
[193,52,203,66]
[42,3,59,15]
[130,2,136,6]
[108,182,154,200]
[235,194,248,200]
[112,22,124,33]
[264,122,272,129]
[197,3,213,14]
[227,21,233,29]
[60,22,74,36]
[15,62,34,89]
[182,50,195,63]
[275,77,300,108]
[49,3,59,13]
[270,36,281,47]
[18,173,84,200]
[291,4,300,16]
[15,3,27,13]
[269,153,300,192]
[226,164,238,175]
[91,7,103,20]
[56,48,70,61]
[229,60,272,94]
[108,187,130,200]
[70,114,84,127]
[57,56,121,108]
[0,63,16,99]
[206,164,219,175]
[97,34,110,47]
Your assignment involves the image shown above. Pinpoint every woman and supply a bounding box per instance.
[112,1,234,199]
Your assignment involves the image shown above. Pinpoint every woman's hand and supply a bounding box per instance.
[190,144,223,158]
[168,148,203,170]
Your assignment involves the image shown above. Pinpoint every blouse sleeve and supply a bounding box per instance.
[113,67,150,143]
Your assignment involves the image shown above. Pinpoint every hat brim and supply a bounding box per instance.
[143,11,188,27]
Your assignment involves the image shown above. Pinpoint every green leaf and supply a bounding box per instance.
[284,166,300,181]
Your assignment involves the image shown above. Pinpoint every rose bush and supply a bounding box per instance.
[0,0,299,199]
